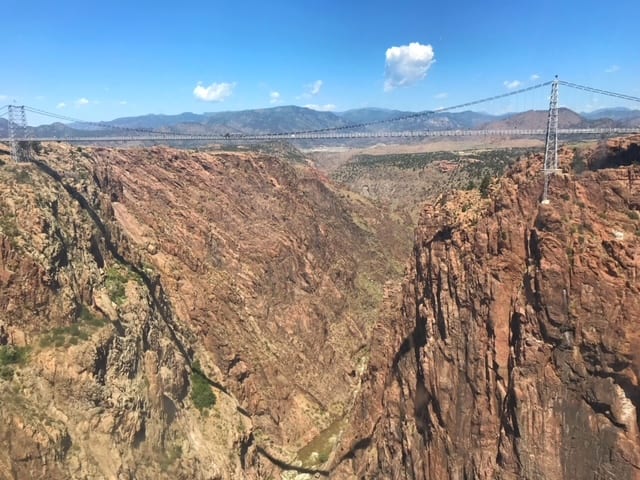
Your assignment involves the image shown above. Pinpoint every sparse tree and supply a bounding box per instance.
[479,173,491,198]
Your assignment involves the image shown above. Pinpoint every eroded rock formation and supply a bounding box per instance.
[2,136,639,479]
[337,138,640,479]
[0,143,407,478]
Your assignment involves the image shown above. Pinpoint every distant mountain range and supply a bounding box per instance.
[1,106,639,140]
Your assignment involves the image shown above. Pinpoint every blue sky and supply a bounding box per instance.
[2,0,640,122]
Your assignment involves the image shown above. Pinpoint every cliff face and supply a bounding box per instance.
[337,138,640,479]
[0,143,408,479]
[87,146,407,453]
[0,146,257,479]
[3,136,639,479]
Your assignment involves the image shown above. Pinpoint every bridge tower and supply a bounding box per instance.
[7,105,30,163]
[542,76,560,203]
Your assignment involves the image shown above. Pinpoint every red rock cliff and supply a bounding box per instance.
[336,138,640,479]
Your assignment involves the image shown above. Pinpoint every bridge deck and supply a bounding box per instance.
[2,127,639,143]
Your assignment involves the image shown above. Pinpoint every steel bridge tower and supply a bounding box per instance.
[7,105,30,163]
[542,76,560,203]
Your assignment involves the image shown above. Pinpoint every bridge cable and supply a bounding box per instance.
[19,81,554,139]
[271,81,554,136]
[559,81,640,104]
[22,106,212,139]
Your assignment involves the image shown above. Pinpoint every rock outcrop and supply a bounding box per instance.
[0,142,408,479]
[336,137,640,479]
[0,146,255,479]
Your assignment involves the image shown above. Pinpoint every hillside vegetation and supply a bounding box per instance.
[331,147,540,219]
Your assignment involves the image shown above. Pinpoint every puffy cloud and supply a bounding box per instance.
[503,80,521,90]
[269,91,281,104]
[605,65,620,73]
[304,103,336,112]
[193,82,235,102]
[530,74,540,81]
[384,42,435,91]
[434,92,448,99]
[56,102,66,109]
[76,97,90,106]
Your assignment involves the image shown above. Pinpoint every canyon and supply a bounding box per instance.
[0,137,639,479]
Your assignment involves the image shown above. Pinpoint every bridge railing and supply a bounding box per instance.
[1,127,639,143]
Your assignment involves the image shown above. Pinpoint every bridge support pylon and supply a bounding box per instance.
[7,105,31,163]
[542,76,560,204]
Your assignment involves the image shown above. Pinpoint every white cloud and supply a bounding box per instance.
[503,80,522,90]
[384,42,435,91]
[309,80,323,95]
[434,92,448,99]
[193,82,236,102]
[269,91,281,104]
[56,102,66,109]
[297,80,323,99]
[76,97,90,106]
[530,74,540,81]
[304,103,337,112]
[119,100,128,105]
[605,65,620,73]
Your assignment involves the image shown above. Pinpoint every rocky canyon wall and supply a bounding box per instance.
[337,138,640,480]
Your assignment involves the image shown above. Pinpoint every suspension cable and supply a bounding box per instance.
[23,106,207,138]
[559,81,640,104]
[276,81,554,135]
[11,79,639,139]
[20,81,554,138]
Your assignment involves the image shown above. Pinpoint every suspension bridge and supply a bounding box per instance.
[1,77,640,201]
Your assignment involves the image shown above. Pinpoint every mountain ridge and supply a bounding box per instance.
[2,105,640,140]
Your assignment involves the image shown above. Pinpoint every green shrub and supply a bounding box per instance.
[68,324,81,336]
[0,366,14,380]
[79,305,107,327]
[14,169,33,184]
[316,451,330,463]
[479,173,491,198]
[0,345,28,366]
[105,267,128,305]
[191,364,216,411]
[0,215,19,239]
[39,314,97,349]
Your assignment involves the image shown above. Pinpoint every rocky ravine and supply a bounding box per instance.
[0,143,408,479]
[334,137,640,479]
[2,136,639,480]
